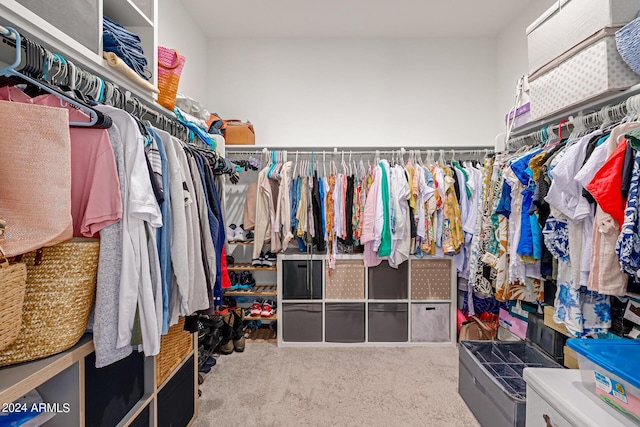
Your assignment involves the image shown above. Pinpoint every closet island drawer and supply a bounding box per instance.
[326,260,365,300]
[410,259,451,300]
[411,303,450,343]
[282,303,322,342]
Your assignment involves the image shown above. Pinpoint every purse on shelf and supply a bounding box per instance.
[0,219,28,352]
[458,315,498,341]
[157,47,186,110]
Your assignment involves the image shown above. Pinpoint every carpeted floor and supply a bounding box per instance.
[195,344,480,427]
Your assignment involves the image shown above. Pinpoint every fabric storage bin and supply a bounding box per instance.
[526,0,640,74]
[325,303,365,343]
[282,260,322,300]
[411,303,450,342]
[368,303,408,342]
[326,260,365,300]
[529,29,640,120]
[282,303,323,342]
[567,339,640,424]
[527,312,567,364]
[368,261,408,300]
[459,341,562,427]
[410,259,450,300]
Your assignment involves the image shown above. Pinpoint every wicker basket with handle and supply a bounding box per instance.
[156,317,193,387]
[0,220,28,352]
[0,238,99,366]
[157,47,185,110]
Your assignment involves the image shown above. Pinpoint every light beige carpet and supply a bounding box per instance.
[195,344,480,427]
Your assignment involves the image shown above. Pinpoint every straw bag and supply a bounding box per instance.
[458,315,498,341]
[157,47,185,110]
[0,239,99,366]
[0,220,28,352]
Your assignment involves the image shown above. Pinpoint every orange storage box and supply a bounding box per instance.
[225,120,255,145]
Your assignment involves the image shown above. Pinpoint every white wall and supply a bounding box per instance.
[208,38,497,148]
[494,0,556,137]
[157,0,208,101]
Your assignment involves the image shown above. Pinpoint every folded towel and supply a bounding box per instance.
[103,52,159,94]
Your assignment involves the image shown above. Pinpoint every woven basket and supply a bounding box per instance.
[156,317,192,386]
[157,47,185,110]
[0,252,27,352]
[0,239,99,366]
[616,16,640,75]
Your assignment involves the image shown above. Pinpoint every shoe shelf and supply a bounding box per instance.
[245,328,277,344]
[242,312,278,322]
[227,241,254,245]
[224,285,277,297]
[228,264,277,271]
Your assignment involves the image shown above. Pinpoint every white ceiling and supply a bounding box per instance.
[183,0,548,39]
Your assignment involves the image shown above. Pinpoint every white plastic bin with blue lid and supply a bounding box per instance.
[567,338,640,424]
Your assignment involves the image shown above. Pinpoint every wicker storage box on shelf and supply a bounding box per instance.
[156,317,192,386]
[0,239,99,366]
[0,258,27,352]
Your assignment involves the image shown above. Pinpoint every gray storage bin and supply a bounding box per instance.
[325,303,365,343]
[368,303,408,342]
[411,303,450,342]
[368,261,408,299]
[283,260,322,300]
[459,341,562,427]
[282,303,322,342]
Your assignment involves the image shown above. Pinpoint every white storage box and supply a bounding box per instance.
[529,29,640,120]
[527,0,640,74]
[567,339,640,424]
[524,368,634,427]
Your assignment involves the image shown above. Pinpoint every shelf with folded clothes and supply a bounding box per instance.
[224,285,277,297]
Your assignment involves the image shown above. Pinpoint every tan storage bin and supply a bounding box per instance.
[410,259,451,300]
[326,260,365,300]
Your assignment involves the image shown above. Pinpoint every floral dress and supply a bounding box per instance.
[617,154,640,278]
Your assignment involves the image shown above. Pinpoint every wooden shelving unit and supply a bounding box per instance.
[245,328,277,344]
[224,285,277,297]
[243,312,278,322]
[226,241,254,246]
[228,264,277,271]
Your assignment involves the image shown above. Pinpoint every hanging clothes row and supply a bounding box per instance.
[228,148,492,275]
[0,39,236,368]
[470,96,640,338]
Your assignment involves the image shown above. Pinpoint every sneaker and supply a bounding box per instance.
[226,255,235,265]
[251,252,265,267]
[250,299,264,317]
[218,297,237,314]
[231,311,245,352]
[228,271,240,290]
[244,230,254,241]
[261,300,276,317]
[226,224,237,242]
[233,224,246,242]
[238,271,256,290]
[263,251,277,267]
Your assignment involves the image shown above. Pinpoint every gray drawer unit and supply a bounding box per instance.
[411,303,450,342]
[282,303,322,342]
[325,303,365,343]
[368,303,408,342]
[368,261,408,299]
[282,260,322,300]
[459,341,562,427]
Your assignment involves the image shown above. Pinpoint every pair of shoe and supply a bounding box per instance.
[217,296,237,315]
[252,251,277,267]
[228,271,256,290]
[250,299,276,317]
[219,311,245,354]
[226,224,253,242]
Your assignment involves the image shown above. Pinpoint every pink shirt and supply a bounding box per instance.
[0,86,122,237]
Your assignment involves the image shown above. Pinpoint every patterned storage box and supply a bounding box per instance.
[326,260,365,299]
[526,0,640,74]
[410,259,451,300]
[411,303,450,342]
[529,30,640,120]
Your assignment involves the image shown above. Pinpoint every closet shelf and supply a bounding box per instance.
[243,313,278,322]
[0,334,94,405]
[103,0,153,27]
[227,241,254,246]
[224,285,277,297]
[228,264,277,271]
[245,328,277,344]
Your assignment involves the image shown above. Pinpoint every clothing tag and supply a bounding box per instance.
[623,300,640,325]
